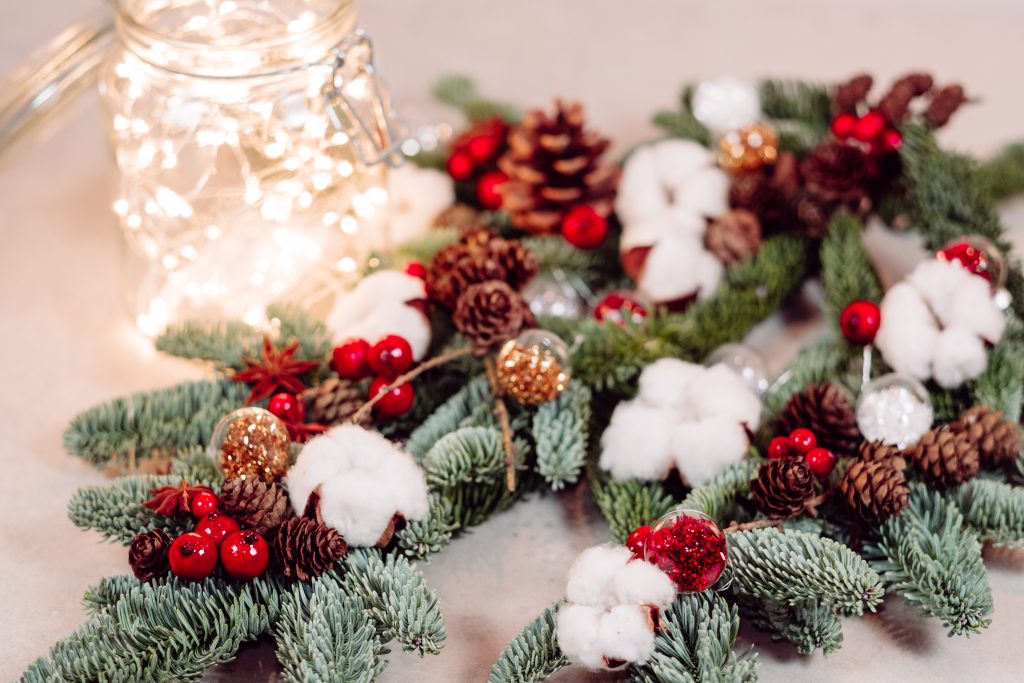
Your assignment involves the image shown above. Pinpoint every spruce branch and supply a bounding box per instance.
[267,302,334,363]
[395,494,459,560]
[155,318,260,370]
[488,604,568,683]
[762,337,849,420]
[433,74,520,123]
[652,84,711,144]
[406,375,494,459]
[820,213,882,327]
[532,383,591,490]
[681,460,761,525]
[590,475,676,543]
[977,140,1024,201]
[736,596,844,655]
[970,330,1024,421]
[947,478,1024,547]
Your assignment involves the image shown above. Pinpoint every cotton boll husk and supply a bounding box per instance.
[692,249,725,300]
[875,283,938,382]
[339,303,431,360]
[386,165,454,245]
[600,401,676,481]
[556,604,606,669]
[671,166,730,218]
[690,364,762,429]
[597,605,658,666]
[941,275,1006,343]
[671,416,750,487]
[637,234,707,303]
[611,558,676,608]
[566,545,633,607]
[932,326,989,389]
[619,212,676,251]
[637,358,705,418]
[615,147,666,225]
[906,260,975,320]
[652,139,715,188]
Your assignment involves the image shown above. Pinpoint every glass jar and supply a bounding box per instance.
[99,0,402,334]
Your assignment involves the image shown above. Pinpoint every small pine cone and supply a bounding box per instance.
[129,529,172,582]
[836,460,909,525]
[272,517,348,581]
[750,459,816,518]
[220,477,292,535]
[951,406,1022,467]
[489,238,539,291]
[925,85,968,128]
[834,74,874,113]
[876,73,934,124]
[910,427,980,487]
[498,100,619,235]
[705,209,762,265]
[857,440,907,471]
[453,281,529,354]
[800,140,870,206]
[301,377,366,427]
[778,383,861,457]
[427,245,507,309]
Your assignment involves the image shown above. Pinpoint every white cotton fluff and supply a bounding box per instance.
[326,270,431,359]
[907,260,969,317]
[610,557,677,607]
[875,282,939,382]
[637,358,704,418]
[932,326,989,389]
[638,235,723,303]
[599,401,675,481]
[691,77,762,136]
[556,604,607,669]
[286,425,429,546]
[942,275,1006,343]
[619,212,676,251]
[652,139,715,188]
[565,545,633,607]
[615,147,665,224]
[671,416,750,487]
[386,164,455,246]
[671,166,731,219]
[689,363,762,429]
[665,206,710,238]
[598,605,659,666]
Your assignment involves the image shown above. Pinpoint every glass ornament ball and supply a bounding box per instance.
[937,235,1006,290]
[210,407,291,483]
[705,343,770,397]
[523,273,585,320]
[856,373,933,449]
[495,329,572,405]
[643,508,729,592]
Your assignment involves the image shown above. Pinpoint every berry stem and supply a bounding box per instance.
[349,347,474,424]
[484,356,517,492]
[723,518,786,533]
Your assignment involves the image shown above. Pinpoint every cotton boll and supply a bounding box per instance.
[907,260,975,319]
[599,401,676,481]
[941,275,1006,343]
[690,364,762,429]
[672,166,730,218]
[692,77,762,136]
[619,212,676,250]
[875,283,939,382]
[386,165,455,245]
[652,139,714,188]
[566,545,633,607]
[341,303,431,360]
[597,605,658,666]
[671,416,750,487]
[665,206,708,238]
[932,326,988,389]
[692,249,725,300]
[637,234,706,303]
[637,358,705,417]
[285,432,351,516]
[615,147,666,225]
[611,559,676,608]
[319,471,398,546]
[556,604,606,669]
[327,270,428,350]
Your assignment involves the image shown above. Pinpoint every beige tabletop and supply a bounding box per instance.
[2,1,1024,681]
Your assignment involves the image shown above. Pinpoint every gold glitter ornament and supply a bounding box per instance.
[718,123,779,174]
[496,329,572,405]
[210,407,291,483]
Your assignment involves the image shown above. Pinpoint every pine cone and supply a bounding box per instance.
[220,477,292,535]
[910,427,980,487]
[272,517,347,581]
[728,152,801,235]
[800,140,871,206]
[705,209,762,265]
[750,459,816,518]
[951,406,1021,467]
[453,281,530,353]
[857,440,907,471]
[489,238,539,291]
[129,529,172,582]
[301,377,366,427]
[876,73,934,124]
[433,203,482,233]
[778,383,861,457]
[498,100,619,235]
[836,459,909,525]
[427,244,507,309]
[834,74,874,113]
[926,85,968,128]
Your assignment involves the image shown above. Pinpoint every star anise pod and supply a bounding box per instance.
[143,481,216,516]
[285,420,329,443]
[233,336,322,404]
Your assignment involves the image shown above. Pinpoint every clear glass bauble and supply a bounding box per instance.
[210,406,291,482]
[495,329,571,405]
[856,373,933,448]
[705,343,769,397]
[523,273,585,319]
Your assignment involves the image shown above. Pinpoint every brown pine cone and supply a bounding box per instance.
[800,140,871,206]
[453,281,529,354]
[271,517,347,581]
[926,85,968,128]
[705,209,762,265]
[129,529,172,582]
[750,459,816,518]
[427,246,507,309]
[857,440,907,471]
[432,203,482,233]
[834,74,874,113]
[910,427,980,487]
[301,377,367,427]
[951,406,1022,467]
[876,73,934,124]
[778,383,861,458]
[836,459,909,525]
[728,152,801,235]
[489,238,539,291]
[497,100,619,234]
[220,477,292,535]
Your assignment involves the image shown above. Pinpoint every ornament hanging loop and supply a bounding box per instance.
[323,30,407,167]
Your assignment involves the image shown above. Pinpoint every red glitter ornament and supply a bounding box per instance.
[767,436,792,460]
[643,509,727,592]
[562,205,609,250]
[830,113,857,140]
[839,300,881,345]
[331,339,371,380]
[937,237,1004,286]
[476,170,509,210]
[626,525,650,558]
[594,292,648,326]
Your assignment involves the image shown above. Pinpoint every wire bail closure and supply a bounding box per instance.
[323,30,406,167]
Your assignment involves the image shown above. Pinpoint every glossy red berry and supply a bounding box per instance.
[830,113,857,140]
[168,532,218,580]
[880,128,903,151]
[767,436,792,460]
[369,376,415,418]
[562,205,609,250]
[626,525,651,558]
[331,338,371,380]
[788,428,817,454]
[446,150,475,182]
[190,491,220,519]
[805,447,837,477]
[404,261,427,280]
[839,300,881,345]
[367,335,414,378]
[194,513,241,548]
[853,110,886,142]
[466,133,503,163]
[220,530,270,580]
[476,170,508,210]
[267,392,305,424]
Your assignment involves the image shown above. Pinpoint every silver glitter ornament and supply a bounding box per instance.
[692,77,762,136]
[856,373,933,448]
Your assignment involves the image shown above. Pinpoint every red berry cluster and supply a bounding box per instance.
[624,516,728,593]
[768,428,837,477]
[830,110,902,152]
[330,334,416,419]
[446,117,511,211]
[168,494,269,581]
[593,291,648,326]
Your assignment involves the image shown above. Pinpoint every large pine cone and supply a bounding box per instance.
[220,477,292,535]
[750,459,816,518]
[489,238,539,291]
[857,440,907,471]
[498,100,619,235]
[910,427,980,487]
[453,281,530,353]
[301,377,366,427]
[951,406,1022,467]
[129,529,172,582]
[836,459,909,525]
[271,517,347,581]
[778,383,861,457]
[427,243,507,309]
[705,209,762,265]
[800,140,871,208]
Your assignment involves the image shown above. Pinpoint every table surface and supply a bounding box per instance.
[2,1,1024,681]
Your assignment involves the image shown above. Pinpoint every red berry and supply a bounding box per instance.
[476,170,508,210]
[831,113,857,140]
[788,428,817,454]
[194,513,241,548]
[626,525,651,558]
[562,205,609,250]
[267,392,305,424]
[594,292,648,326]
[446,150,475,182]
[466,133,503,163]
[404,261,427,280]
[190,491,220,519]
[168,532,218,581]
[331,338,371,380]
[853,110,886,142]
[767,436,792,460]
[220,530,270,580]
[367,334,414,378]
[805,447,837,477]
[880,128,903,151]
[369,376,415,418]
[839,300,881,345]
